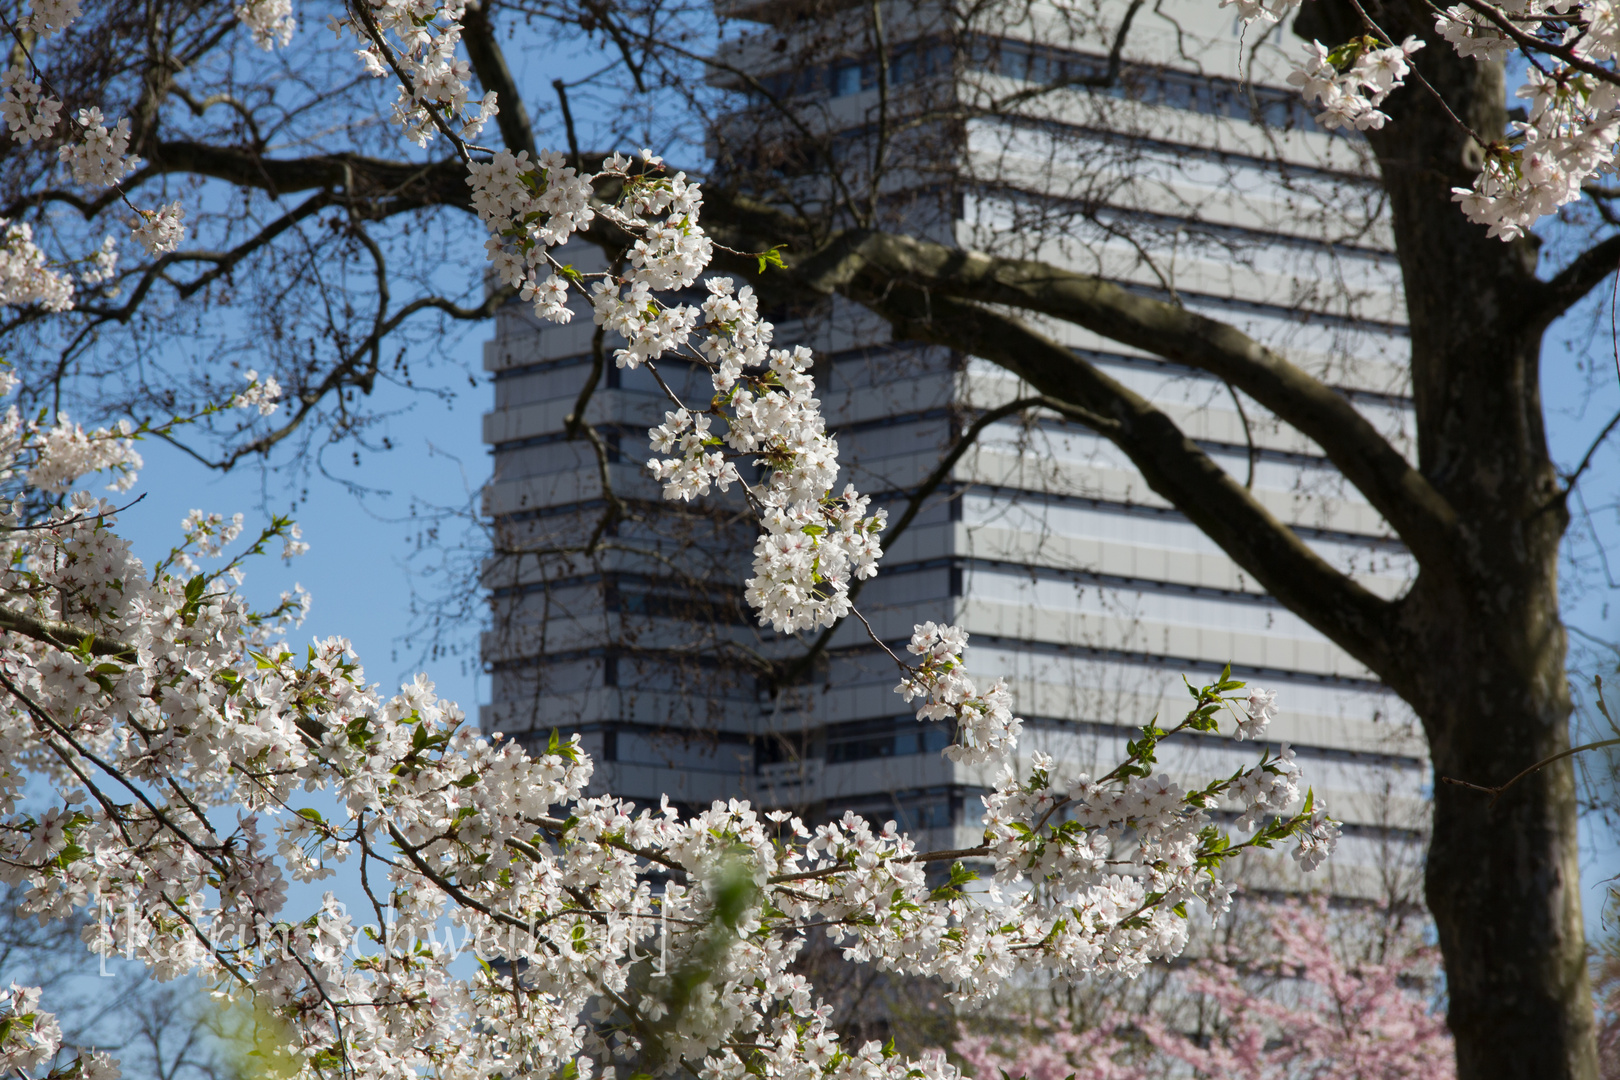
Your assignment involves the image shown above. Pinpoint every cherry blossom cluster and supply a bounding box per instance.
[79,237,117,288]
[1434,1,1528,61]
[955,899,1453,1080]
[1237,685,1277,740]
[131,203,186,258]
[335,0,498,147]
[20,414,141,494]
[0,982,119,1080]
[56,108,135,188]
[464,144,888,634]
[1453,68,1620,239]
[466,148,599,318]
[1221,0,1620,240]
[0,67,63,144]
[1218,0,1302,23]
[1286,36,1425,132]
[0,221,74,311]
[230,368,283,416]
[0,370,1335,1080]
[895,622,1022,765]
[235,0,295,50]
[973,672,1341,958]
[654,295,890,634]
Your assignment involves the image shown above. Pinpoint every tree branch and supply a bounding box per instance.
[181,286,515,471]
[773,392,1119,690]
[1561,405,1620,490]
[1534,231,1620,323]
[143,141,471,216]
[847,285,1404,674]
[752,222,1458,577]
[74,191,334,323]
[462,1,537,159]
[0,606,136,660]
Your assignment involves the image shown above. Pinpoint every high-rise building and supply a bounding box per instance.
[481,0,1428,901]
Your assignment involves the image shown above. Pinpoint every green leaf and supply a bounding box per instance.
[756,244,789,274]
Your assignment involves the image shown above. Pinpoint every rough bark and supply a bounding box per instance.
[1306,0,1596,1075]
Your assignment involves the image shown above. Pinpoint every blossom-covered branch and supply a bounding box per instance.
[0,8,1352,1080]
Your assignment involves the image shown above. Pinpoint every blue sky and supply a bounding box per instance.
[1541,296,1620,940]
[110,348,492,716]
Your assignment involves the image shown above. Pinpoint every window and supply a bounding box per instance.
[835,63,862,97]
[826,715,952,763]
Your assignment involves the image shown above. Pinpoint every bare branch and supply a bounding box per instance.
[143,140,471,215]
[1535,231,1620,324]
[463,1,538,158]
[775,393,1117,689]
[731,219,1458,577]
[851,285,1404,674]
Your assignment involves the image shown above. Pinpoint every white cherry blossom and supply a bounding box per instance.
[235,0,295,49]
[131,202,186,256]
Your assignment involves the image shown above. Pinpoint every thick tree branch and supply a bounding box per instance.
[1534,231,1620,323]
[849,285,1404,674]
[744,221,1458,576]
[462,2,537,159]
[0,606,135,660]
[143,141,472,215]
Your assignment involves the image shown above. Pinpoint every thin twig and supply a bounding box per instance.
[1441,737,1620,802]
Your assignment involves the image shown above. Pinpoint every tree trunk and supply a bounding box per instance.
[1407,581,1594,1080]
[1298,0,1597,1075]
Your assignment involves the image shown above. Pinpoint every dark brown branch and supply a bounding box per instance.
[143,141,471,215]
[1225,380,1258,489]
[1562,406,1620,490]
[181,286,515,471]
[851,286,1403,674]
[0,178,135,223]
[1442,736,1620,803]
[463,1,538,158]
[868,0,890,226]
[986,0,1146,112]
[553,80,581,170]
[1534,231,1620,324]
[75,191,334,322]
[761,224,1457,577]
[581,0,648,93]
